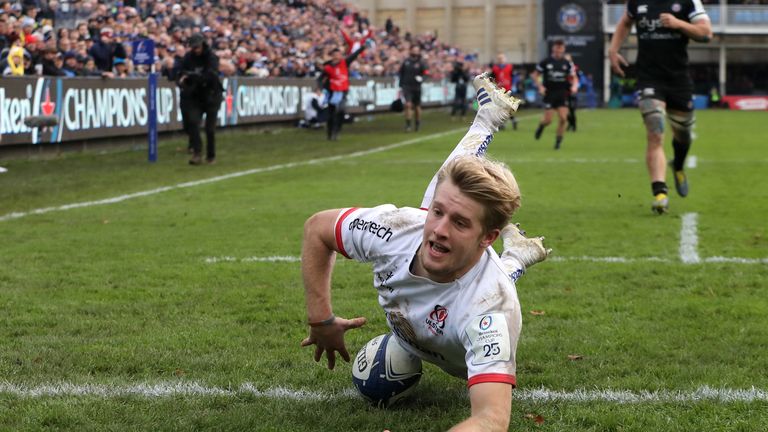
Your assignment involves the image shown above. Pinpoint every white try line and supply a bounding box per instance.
[680,212,701,264]
[205,254,767,265]
[342,158,644,165]
[687,155,697,169]
[0,128,468,223]
[1,381,766,404]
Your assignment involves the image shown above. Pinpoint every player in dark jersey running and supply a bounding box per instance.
[609,0,712,214]
[532,40,578,150]
[490,53,518,130]
[399,45,428,132]
[564,53,579,132]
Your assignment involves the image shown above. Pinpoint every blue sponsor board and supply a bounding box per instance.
[132,39,155,66]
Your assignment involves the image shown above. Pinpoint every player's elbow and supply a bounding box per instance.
[303,212,325,238]
[304,209,340,251]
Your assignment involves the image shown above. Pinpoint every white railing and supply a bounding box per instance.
[603,4,768,35]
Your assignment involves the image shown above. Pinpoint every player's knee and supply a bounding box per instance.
[640,99,666,135]
[668,112,695,144]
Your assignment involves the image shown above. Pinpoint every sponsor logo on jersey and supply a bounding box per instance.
[388,311,445,361]
[426,305,447,335]
[638,16,664,32]
[377,269,395,292]
[348,218,393,242]
[479,315,493,331]
[557,4,587,33]
[466,313,511,365]
[638,4,648,14]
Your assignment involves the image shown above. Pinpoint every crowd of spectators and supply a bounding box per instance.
[0,0,483,80]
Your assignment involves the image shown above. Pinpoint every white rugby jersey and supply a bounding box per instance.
[335,204,524,387]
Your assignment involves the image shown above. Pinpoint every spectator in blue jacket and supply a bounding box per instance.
[87,26,125,73]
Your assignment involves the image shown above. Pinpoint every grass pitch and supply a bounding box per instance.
[1,108,767,431]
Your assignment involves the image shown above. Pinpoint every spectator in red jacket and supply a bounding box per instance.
[318,44,364,141]
[490,53,518,130]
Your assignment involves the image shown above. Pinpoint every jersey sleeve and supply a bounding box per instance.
[625,0,637,20]
[688,0,709,22]
[535,60,545,73]
[461,293,522,388]
[333,205,398,262]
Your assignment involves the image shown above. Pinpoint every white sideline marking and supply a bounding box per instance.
[1,382,767,403]
[686,155,697,169]
[549,256,671,263]
[705,256,768,264]
[680,213,701,264]
[204,256,301,264]
[0,128,467,223]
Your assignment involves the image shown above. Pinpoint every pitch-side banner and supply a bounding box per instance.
[0,76,454,146]
[543,0,604,103]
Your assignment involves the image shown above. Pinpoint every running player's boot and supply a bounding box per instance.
[472,72,522,132]
[500,223,550,270]
[651,193,669,215]
[669,161,689,197]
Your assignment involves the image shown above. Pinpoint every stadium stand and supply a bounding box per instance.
[0,0,481,80]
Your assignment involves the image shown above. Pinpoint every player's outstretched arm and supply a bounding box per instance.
[448,382,512,432]
[300,209,367,370]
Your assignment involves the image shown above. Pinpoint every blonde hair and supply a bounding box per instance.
[436,156,521,232]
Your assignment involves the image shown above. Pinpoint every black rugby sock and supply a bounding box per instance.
[672,139,690,171]
[652,181,669,196]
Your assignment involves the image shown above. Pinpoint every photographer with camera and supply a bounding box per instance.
[177,33,223,165]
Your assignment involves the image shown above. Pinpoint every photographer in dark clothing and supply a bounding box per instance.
[177,33,223,165]
[449,61,469,120]
[399,45,427,131]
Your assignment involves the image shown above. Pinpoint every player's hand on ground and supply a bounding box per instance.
[301,316,367,370]
[609,51,628,77]
[500,223,551,269]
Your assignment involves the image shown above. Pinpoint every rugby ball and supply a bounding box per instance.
[352,333,423,408]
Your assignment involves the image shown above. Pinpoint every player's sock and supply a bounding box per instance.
[500,223,550,272]
[405,119,411,131]
[652,181,669,197]
[554,135,563,150]
[672,138,690,171]
[534,124,544,140]
[415,120,420,131]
